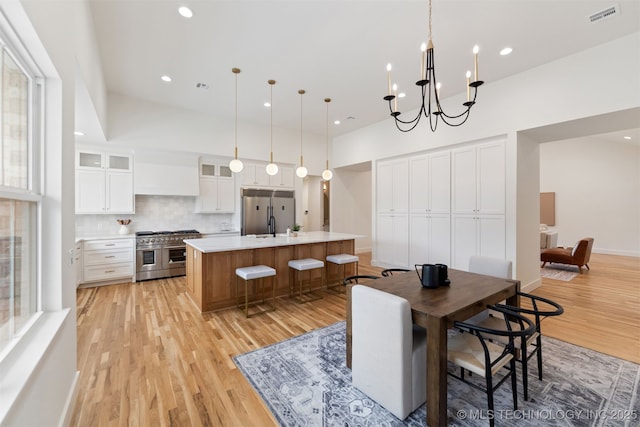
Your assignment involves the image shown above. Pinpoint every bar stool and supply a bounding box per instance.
[236,265,277,318]
[326,253,359,294]
[288,258,325,303]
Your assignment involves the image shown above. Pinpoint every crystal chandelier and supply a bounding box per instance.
[384,0,483,132]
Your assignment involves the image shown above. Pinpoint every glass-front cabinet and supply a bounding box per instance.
[75,147,134,214]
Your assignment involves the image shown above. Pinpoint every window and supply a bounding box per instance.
[0,37,41,355]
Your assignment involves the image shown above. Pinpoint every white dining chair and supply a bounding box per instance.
[351,285,427,420]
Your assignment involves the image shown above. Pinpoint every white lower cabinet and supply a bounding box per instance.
[451,214,505,269]
[376,214,409,268]
[81,238,134,284]
[74,242,83,287]
[409,214,451,267]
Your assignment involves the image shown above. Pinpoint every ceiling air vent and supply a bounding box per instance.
[589,4,619,23]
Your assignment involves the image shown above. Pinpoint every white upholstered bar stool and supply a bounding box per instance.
[236,265,276,318]
[288,258,325,303]
[325,253,359,294]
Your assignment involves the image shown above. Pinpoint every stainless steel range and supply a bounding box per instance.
[135,230,201,281]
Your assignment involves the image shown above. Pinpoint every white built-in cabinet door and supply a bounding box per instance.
[76,170,106,213]
[409,156,429,212]
[377,159,409,213]
[269,166,294,188]
[450,141,506,269]
[106,172,134,213]
[196,178,235,213]
[408,151,451,266]
[477,142,506,215]
[429,152,451,214]
[377,214,409,267]
[217,179,236,212]
[452,147,477,214]
[409,214,451,266]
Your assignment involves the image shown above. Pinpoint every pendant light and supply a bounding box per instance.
[295,89,308,178]
[322,98,333,181]
[265,79,279,176]
[228,68,244,173]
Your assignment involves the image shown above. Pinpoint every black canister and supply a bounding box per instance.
[435,263,450,286]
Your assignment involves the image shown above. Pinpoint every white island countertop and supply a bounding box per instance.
[185,231,363,253]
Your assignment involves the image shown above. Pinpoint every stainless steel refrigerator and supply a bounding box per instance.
[241,189,295,235]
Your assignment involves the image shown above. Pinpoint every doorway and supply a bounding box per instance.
[322,180,330,231]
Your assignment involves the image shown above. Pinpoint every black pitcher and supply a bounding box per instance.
[415,264,440,288]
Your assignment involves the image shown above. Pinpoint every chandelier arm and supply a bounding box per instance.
[388,100,426,127]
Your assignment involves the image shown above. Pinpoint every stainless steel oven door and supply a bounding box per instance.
[136,247,162,280]
[163,245,187,271]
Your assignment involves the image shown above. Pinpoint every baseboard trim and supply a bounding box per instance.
[58,370,80,427]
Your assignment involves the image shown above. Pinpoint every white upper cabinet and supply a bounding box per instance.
[241,163,271,187]
[196,160,236,213]
[241,163,294,189]
[409,152,450,214]
[452,142,505,215]
[269,166,294,188]
[75,148,134,214]
[377,158,409,213]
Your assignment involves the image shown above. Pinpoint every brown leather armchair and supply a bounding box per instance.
[540,237,594,274]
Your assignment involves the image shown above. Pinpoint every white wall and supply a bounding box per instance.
[332,33,640,289]
[540,137,640,256]
[331,167,372,253]
[0,0,80,425]
[105,93,329,177]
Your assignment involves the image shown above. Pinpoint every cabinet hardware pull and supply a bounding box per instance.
[104,243,116,246]
[105,255,115,258]
[105,270,115,273]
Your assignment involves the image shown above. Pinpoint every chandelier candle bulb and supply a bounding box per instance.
[421,43,427,80]
[386,64,392,95]
[473,45,479,82]
[466,71,471,102]
[392,84,398,112]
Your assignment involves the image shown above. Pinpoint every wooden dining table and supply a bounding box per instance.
[345,268,520,426]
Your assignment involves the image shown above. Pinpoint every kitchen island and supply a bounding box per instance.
[185,231,361,313]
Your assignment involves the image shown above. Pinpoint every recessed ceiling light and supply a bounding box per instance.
[334,120,341,125]
[623,136,632,140]
[178,6,193,18]
[161,75,172,82]
[263,102,271,107]
[500,47,513,56]
[74,131,85,136]
[398,92,406,98]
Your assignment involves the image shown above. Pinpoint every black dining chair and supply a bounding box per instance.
[343,275,380,285]
[381,268,410,277]
[448,305,536,427]
[488,292,564,400]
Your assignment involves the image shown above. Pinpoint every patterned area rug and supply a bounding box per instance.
[234,322,639,426]
[540,265,580,281]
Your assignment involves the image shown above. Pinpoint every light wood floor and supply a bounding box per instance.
[70,253,639,426]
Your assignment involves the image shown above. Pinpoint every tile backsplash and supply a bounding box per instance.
[75,195,238,236]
